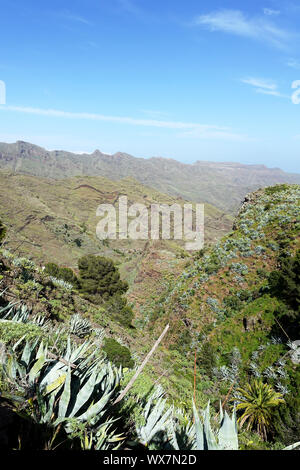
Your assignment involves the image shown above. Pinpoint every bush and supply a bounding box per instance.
[102,338,134,368]
[105,294,134,328]
[45,263,78,287]
[44,262,60,277]
[0,321,43,345]
[269,250,300,313]
[78,255,128,300]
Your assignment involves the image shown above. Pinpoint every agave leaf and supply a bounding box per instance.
[5,355,18,380]
[41,390,57,424]
[20,341,33,367]
[166,418,180,450]
[202,402,218,450]
[44,373,67,395]
[192,399,204,450]
[283,441,300,450]
[12,335,27,352]
[39,361,67,389]
[145,405,172,444]
[68,367,99,418]
[218,410,238,450]
[57,366,72,419]
[28,354,46,384]
[77,389,114,424]
[219,400,224,424]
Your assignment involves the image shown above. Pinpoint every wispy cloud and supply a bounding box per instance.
[241,77,288,98]
[263,8,280,16]
[286,57,300,69]
[241,77,277,90]
[0,104,247,141]
[59,10,92,25]
[194,9,291,49]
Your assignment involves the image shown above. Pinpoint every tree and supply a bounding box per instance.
[234,379,284,440]
[78,255,128,300]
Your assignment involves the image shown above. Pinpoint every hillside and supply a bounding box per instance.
[0,170,232,318]
[0,183,299,450]
[1,141,300,212]
[140,184,300,428]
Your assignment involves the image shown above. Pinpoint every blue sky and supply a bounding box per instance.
[1,0,300,172]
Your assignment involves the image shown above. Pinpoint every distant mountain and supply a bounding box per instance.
[0,140,299,212]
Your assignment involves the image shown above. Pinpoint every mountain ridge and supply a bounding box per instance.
[0,140,299,212]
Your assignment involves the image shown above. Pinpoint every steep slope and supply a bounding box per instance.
[1,141,299,212]
[0,170,232,317]
[152,184,300,344]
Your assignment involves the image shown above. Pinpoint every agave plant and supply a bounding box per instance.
[1,303,30,323]
[135,387,173,447]
[1,337,122,434]
[30,314,51,328]
[168,401,238,450]
[49,276,73,291]
[69,418,124,450]
[69,314,92,338]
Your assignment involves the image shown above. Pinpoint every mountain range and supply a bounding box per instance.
[1,140,299,212]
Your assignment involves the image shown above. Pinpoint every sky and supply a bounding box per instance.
[0,0,300,172]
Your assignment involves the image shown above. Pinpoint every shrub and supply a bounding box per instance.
[105,294,134,328]
[78,255,128,300]
[102,338,134,368]
[45,263,78,287]
[269,250,300,313]
[44,262,60,277]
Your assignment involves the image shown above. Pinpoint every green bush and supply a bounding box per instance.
[45,263,78,287]
[0,321,43,345]
[102,337,134,368]
[105,294,134,328]
[44,262,60,277]
[78,254,128,300]
[269,250,300,313]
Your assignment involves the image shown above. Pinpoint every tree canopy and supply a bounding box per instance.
[78,255,128,300]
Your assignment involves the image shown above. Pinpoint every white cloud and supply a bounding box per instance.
[241,77,277,90]
[240,77,288,98]
[0,104,246,141]
[263,8,280,16]
[286,58,300,69]
[194,9,291,49]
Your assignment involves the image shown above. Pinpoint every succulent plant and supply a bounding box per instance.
[69,314,92,338]
[1,337,122,432]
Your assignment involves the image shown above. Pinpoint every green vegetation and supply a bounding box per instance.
[45,263,79,287]
[269,250,300,315]
[0,183,299,450]
[0,219,6,244]
[103,337,134,368]
[78,254,128,300]
[234,380,285,440]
